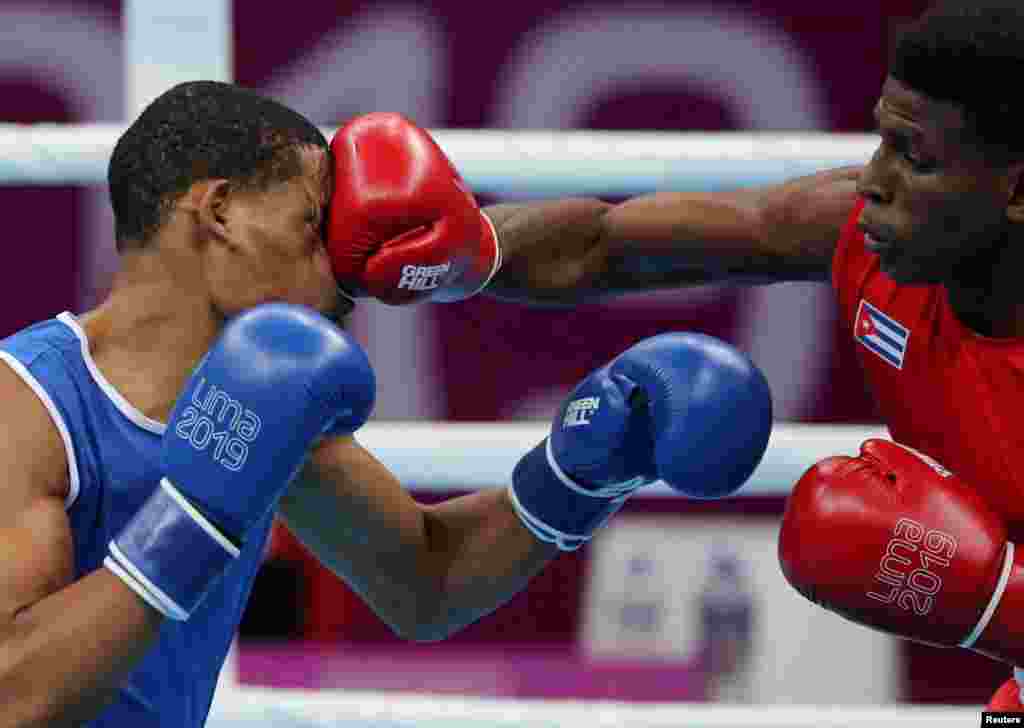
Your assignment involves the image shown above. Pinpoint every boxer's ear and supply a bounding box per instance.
[198,180,233,242]
[180,179,233,244]
[1004,162,1024,225]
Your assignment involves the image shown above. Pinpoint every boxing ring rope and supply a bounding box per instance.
[0,123,877,193]
[0,124,983,724]
[206,688,980,727]
[352,421,886,496]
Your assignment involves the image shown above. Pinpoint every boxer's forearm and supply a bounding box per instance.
[0,569,162,727]
[417,487,558,639]
[484,194,771,305]
[483,169,860,304]
[482,198,614,305]
[279,437,557,642]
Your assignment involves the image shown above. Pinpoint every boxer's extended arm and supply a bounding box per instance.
[278,435,557,642]
[484,165,862,305]
[0,365,162,728]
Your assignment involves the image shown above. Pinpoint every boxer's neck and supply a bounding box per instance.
[79,247,221,425]
[946,233,1024,340]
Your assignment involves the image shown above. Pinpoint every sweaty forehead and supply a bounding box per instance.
[877,76,967,137]
[297,146,332,204]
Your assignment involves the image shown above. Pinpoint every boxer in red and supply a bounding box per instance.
[325,1,1024,708]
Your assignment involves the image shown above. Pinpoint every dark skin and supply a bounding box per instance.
[486,77,1024,339]
[860,78,1024,336]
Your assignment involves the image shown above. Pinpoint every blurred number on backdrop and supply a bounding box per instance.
[0,0,922,422]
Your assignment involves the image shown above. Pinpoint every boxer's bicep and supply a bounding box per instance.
[0,499,75,619]
[0,363,75,620]
[755,165,863,279]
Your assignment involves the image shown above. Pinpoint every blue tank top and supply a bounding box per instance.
[0,312,273,728]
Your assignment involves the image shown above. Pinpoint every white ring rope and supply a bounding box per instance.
[207,686,980,727]
[355,421,886,497]
[0,124,877,194]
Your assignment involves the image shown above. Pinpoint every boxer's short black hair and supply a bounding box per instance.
[108,80,327,251]
[890,1,1024,162]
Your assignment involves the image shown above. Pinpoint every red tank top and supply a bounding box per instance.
[833,199,1024,538]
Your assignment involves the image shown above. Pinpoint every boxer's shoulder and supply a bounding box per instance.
[0,355,70,504]
[0,313,80,363]
[0,313,100,503]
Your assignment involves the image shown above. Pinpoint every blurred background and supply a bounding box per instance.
[0,0,998,709]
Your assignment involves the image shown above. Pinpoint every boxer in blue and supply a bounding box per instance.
[0,81,771,727]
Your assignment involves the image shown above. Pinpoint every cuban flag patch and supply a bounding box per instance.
[855,299,910,369]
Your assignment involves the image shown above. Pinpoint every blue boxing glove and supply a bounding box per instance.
[509,333,771,551]
[105,303,375,620]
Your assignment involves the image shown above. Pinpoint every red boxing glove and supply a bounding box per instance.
[327,113,501,305]
[988,674,1024,711]
[778,439,1024,666]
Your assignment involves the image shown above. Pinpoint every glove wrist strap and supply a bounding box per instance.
[105,478,240,620]
[431,211,504,303]
[509,439,635,551]
[475,210,503,293]
[960,541,1015,649]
